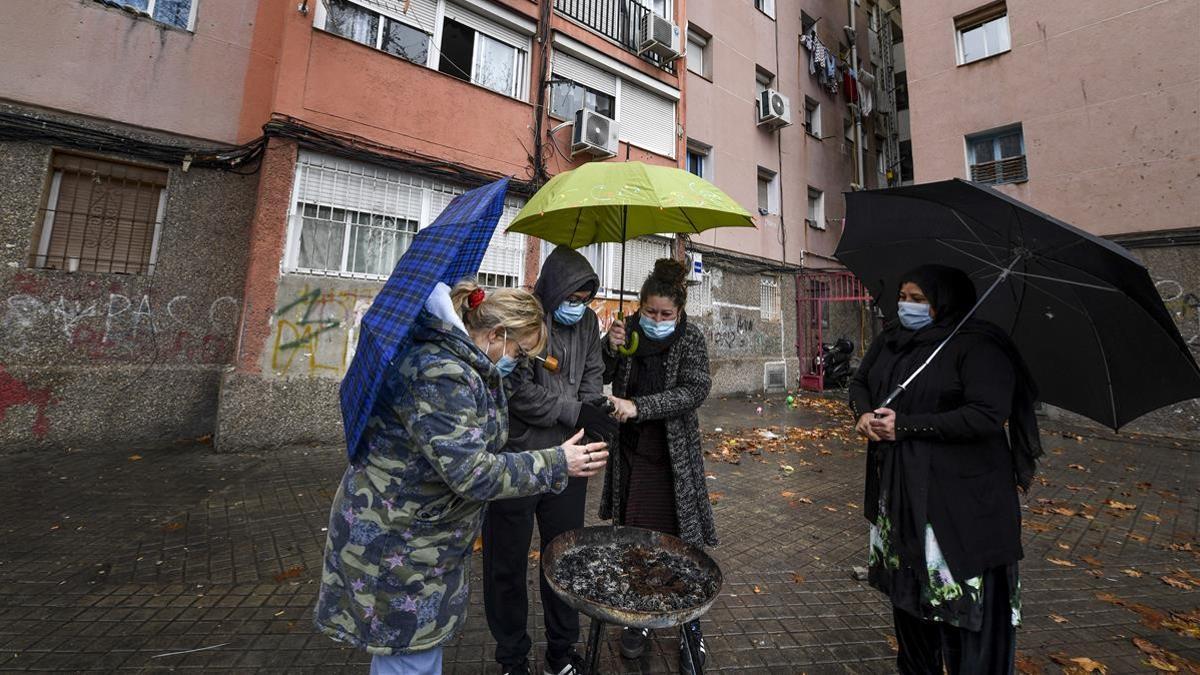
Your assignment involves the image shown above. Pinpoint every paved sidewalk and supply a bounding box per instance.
[0,394,1197,673]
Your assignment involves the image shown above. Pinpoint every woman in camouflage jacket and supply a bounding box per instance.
[315,282,609,674]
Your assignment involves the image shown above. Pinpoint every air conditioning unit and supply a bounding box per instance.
[757,89,792,129]
[638,13,682,61]
[571,108,619,158]
[686,252,703,282]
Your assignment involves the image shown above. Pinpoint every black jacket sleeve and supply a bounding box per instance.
[848,335,885,419]
[505,361,580,428]
[895,338,1015,442]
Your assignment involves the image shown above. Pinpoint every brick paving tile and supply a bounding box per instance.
[0,397,1196,673]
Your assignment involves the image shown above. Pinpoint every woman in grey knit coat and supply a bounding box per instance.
[600,259,716,674]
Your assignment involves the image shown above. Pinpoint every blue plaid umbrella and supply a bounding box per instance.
[340,177,511,461]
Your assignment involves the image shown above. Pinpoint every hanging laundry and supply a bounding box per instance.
[858,70,876,116]
[844,67,859,103]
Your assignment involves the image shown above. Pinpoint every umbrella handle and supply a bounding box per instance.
[874,386,904,416]
[615,311,639,356]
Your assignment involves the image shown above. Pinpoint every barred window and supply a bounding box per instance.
[32,153,167,275]
[287,151,526,283]
[760,274,781,321]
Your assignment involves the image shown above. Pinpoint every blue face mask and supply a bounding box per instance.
[639,314,677,340]
[897,301,933,331]
[490,329,519,377]
[553,301,586,326]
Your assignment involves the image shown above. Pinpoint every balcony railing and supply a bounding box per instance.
[970,155,1028,184]
[553,0,676,73]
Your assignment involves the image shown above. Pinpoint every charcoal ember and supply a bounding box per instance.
[552,543,717,613]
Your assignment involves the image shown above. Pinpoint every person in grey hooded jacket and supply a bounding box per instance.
[482,246,618,675]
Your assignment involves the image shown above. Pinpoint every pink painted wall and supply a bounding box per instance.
[903,0,1200,236]
[0,0,262,144]
[684,0,874,263]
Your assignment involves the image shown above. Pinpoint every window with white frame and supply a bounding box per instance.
[955,3,1010,65]
[757,167,779,215]
[686,140,712,181]
[549,80,615,120]
[754,0,776,20]
[550,237,671,298]
[287,152,526,283]
[318,0,433,65]
[755,66,774,96]
[32,152,167,274]
[806,187,825,230]
[106,0,196,30]
[618,81,677,158]
[641,0,669,18]
[686,25,711,78]
[803,97,821,137]
[966,124,1027,185]
[315,0,531,100]
[760,275,781,321]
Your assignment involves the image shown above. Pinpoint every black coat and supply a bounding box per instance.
[849,320,1026,580]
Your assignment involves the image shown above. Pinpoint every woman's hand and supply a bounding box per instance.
[607,319,626,352]
[868,408,897,442]
[561,429,610,478]
[855,413,881,442]
[608,395,638,422]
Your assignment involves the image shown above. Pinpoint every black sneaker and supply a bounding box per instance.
[502,660,531,675]
[619,627,650,659]
[543,648,584,675]
[678,620,707,673]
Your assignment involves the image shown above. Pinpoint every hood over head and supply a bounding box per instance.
[534,246,599,316]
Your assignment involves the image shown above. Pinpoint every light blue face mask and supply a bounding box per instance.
[897,301,933,331]
[639,314,677,340]
[492,329,518,377]
[553,301,586,326]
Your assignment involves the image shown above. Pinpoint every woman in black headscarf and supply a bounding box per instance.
[849,264,1042,675]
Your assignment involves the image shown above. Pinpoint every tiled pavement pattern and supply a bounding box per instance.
[0,397,1197,674]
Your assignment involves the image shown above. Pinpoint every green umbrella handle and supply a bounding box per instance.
[615,311,639,356]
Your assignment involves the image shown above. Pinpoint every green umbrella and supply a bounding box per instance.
[507,161,754,353]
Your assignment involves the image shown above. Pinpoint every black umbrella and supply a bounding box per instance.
[837,179,1200,429]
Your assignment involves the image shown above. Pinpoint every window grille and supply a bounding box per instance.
[32,153,167,275]
[760,274,781,321]
[288,151,525,283]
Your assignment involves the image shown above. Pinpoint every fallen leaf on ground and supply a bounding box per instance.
[1104,499,1137,511]
[752,585,763,594]
[1170,568,1200,587]
[1132,636,1200,673]
[1024,520,1054,533]
[473,537,483,553]
[780,491,796,498]
[1068,464,1087,471]
[1122,568,1144,578]
[161,522,184,533]
[1086,569,1105,578]
[709,492,724,505]
[1161,576,1191,591]
[1051,507,1079,517]
[823,506,839,512]
[846,502,859,509]
[789,572,805,584]
[1080,555,1104,568]
[1136,481,1153,490]
[885,635,898,652]
[1145,513,1163,523]
[794,496,813,504]
[1015,652,1044,675]
[780,465,795,475]
[1057,543,1070,550]
[1049,653,1108,674]
[128,454,143,461]
[274,565,305,583]
[1129,533,1149,543]
[1096,592,1200,639]
[1049,614,1069,623]
[1047,558,1076,567]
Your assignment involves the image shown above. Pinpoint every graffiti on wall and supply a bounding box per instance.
[271,286,375,376]
[1156,279,1200,354]
[0,364,54,438]
[1,285,239,363]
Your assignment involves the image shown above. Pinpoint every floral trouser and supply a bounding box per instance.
[870,514,1021,631]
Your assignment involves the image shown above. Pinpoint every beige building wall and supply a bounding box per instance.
[0,0,262,144]
[903,0,1200,237]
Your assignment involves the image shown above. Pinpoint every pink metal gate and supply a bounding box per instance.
[795,271,872,391]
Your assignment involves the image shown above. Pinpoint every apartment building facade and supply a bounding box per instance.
[902,0,1200,432]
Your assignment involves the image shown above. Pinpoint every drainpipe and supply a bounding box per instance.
[849,3,865,188]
